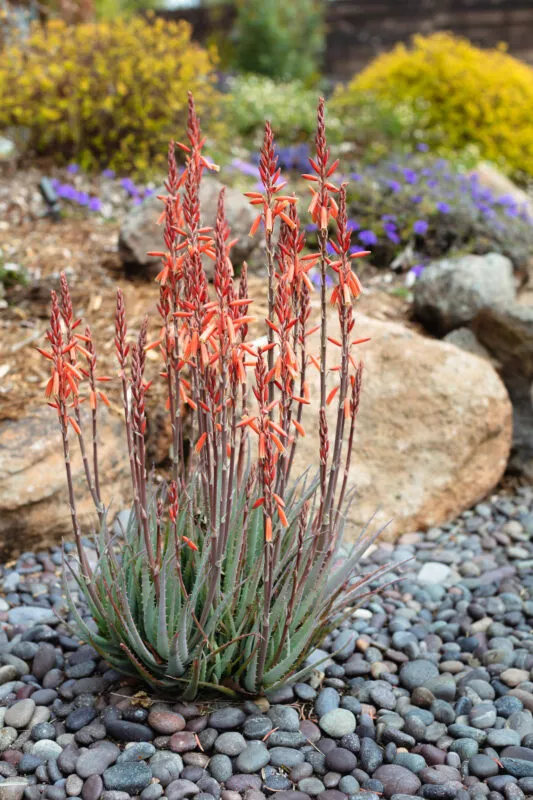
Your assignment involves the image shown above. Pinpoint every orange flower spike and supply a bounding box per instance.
[265,516,273,542]
[327,386,340,405]
[195,432,208,453]
[293,419,305,436]
[270,433,285,454]
[69,416,82,435]
[249,214,262,237]
[182,536,199,552]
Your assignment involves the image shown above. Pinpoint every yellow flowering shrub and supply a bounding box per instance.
[0,16,221,173]
[333,33,533,178]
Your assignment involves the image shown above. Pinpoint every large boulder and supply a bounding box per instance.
[472,303,533,478]
[0,406,129,559]
[413,253,515,336]
[292,314,512,540]
[118,177,264,279]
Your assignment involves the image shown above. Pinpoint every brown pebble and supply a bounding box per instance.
[509,688,533,711]
[169,731,197,753]
[148,710,186,735]
[411,687,435,708]
[186,716,207,733]
[183,752,209,768]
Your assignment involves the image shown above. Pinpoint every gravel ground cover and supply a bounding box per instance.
[2,487,533,800]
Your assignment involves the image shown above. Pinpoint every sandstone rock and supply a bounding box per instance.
[292,314,512,540]
[413,252,515,336]
[0,405,129,558]
[118,177,264,279]
[472,302,533,478]
[472,162,533,220]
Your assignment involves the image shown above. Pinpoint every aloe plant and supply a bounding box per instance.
[40,93,392,697]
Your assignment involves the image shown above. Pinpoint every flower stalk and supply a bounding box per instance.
[39,93,391,697]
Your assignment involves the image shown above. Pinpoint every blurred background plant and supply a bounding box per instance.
[0,15,221,173]
[333,33,533,181]
[225,74,341,148]
[334,153,533,274]
[231,0,324,83]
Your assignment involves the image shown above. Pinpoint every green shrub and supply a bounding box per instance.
[333,33,533,178]
[226,75,342,146]
[232,0,324,82]
[0,16,221,173]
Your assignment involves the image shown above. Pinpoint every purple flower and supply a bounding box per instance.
[436,201,451,214]
[57,184,75,200]
[358,229,378,246]
[144,188,154,198]
[88,197,102,212]
[403,168,418,184]
[384,223,400,245]
[350,172,363,182]
[311,271,333,288]
[231,158,260,179]
[427,179,439,189]
[417,143,429,152]
[413,220,428,236]
[77,191,90,206]
[133,197,143,206]
[305,222,318,233]
[326,242,336,256]
[411,195,423,204]
[67,163,79,174]
[347,219,360,232]
[121,177,138,196]
[102,168,115,179]
[410,264,425,278]
[386,179,402,194]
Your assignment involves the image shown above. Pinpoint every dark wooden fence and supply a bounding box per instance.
[158,0,533,80]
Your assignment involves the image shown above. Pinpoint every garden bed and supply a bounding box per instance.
[1,487,533,799]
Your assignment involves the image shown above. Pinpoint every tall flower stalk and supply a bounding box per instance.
[39,95,392,697]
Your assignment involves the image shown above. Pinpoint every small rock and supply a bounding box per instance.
[400,660,439,691]
[214,732,247,756]
[235,742,270,773]
[103,762,152,794]
[0,778,28,800]
[373,765,421,799]
[104,719,154,742]
[417,563,452,585]
[76,742,120,778]
[147,711,186,735]
[208,708,246,731]
[4,700,35,729]
[318,710,355,738]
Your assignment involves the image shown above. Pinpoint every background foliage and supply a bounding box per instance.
[333,33,533,180]
[231,0,324,83]
[226,74,341,146]
[0,16,221,173]
[338,154,533,272]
